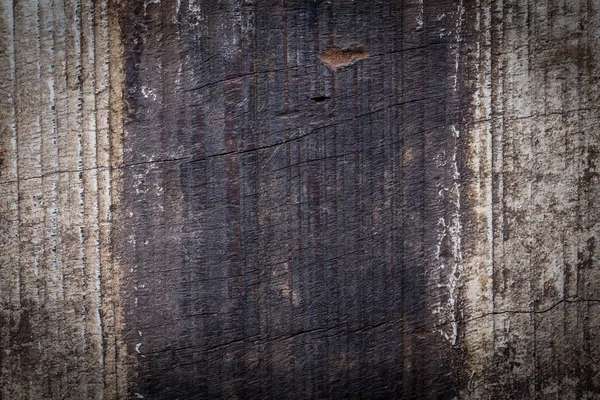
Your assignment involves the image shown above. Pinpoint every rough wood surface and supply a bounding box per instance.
[0,0,127,398]
[0,0,599,399]
[461,1,600,398]
[117,0,466,398]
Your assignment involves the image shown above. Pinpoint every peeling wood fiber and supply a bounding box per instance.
[0,0,599,399]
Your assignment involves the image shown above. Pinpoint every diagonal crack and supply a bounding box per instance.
[436,295,600,330]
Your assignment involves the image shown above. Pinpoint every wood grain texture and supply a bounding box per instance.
[1,0,599,399]
[461,0,600,398]
[117,0,467,398]
[0,0,128,398]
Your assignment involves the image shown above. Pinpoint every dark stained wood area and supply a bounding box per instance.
[117,0,468,398]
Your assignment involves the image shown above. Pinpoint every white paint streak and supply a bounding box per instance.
[141,86,157,101]
[175,0,182,22]
[453,0,464,91]
[416,0,424,30]
[435,123,464,346]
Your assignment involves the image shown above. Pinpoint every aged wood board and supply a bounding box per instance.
[0,0,599,399]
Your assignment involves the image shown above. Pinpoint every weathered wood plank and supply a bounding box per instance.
[117,0,465,398]
[461,0,600,398]
[0,0,127,398]
[1,0,599,399]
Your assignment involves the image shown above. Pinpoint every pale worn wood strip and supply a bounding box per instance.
[107,0,128,396]
[80,0,104,397]
[94,0,114,395]
[12,0,45,397]
[0,0,125,397]
[0,1,17,185]
[0,8,20,380]
[460,0,495,396]
[462,0,600,397]
[50,0,73,395]
[38,0,63,397]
